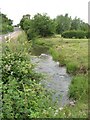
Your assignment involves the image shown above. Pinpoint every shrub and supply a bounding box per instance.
[7,25,14,32]
[85,31,90,38]
[61,30,86,39]
[27,28,37,40]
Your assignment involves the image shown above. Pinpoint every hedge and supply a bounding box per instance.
[61,30,87,39]
[85,31,90,38]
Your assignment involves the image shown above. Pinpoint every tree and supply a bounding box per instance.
[22,13,56,40]
[80,22,88,31]
[20,14,31,30]
[32,13,55,37]
[55,14,71,34]
[70,17,81,30]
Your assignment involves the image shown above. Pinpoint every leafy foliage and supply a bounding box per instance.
[20,13,55,40]
[54,14,89,36]
[54,14,71,34]
[32,13,55,37]
[20,13,89,40]
[20,14,31,31]
[85,31,90,38]
[70,17,81,30]
[0,13,14,34]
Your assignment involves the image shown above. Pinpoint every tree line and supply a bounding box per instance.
[19,13,90,39]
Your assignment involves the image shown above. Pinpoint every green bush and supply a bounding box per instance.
[85,31,90,38]
[62,30,86,39]
[27,28,37,40]
[7,25,14,32]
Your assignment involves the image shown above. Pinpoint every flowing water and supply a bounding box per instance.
[31,54,71,106]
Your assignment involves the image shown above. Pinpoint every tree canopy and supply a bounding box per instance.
[20,13,55,40]
[54,14,71,34]
[19,13,89,39]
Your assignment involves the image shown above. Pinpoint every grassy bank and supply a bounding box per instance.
[31,36,88,118]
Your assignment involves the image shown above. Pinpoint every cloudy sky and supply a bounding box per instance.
[0,0,89,25]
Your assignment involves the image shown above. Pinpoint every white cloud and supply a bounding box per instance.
[0,0,89,25]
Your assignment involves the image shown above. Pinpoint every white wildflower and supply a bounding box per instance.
[54,109,59,116]
[59,107,63,111]
[55,110,58,113]
[11,71,13,75]
[49,107,51,109]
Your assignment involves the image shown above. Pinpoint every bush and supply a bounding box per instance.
[7,25,14,32]
[27,28,37,40]
[85,31,90,38]
[61,30,86,39]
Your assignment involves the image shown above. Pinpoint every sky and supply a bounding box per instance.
[0,0,89,25]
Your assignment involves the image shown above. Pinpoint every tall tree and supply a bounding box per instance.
[32,13,55,37]
[20,14,31,30]
[70,17,81,30]
[55,14,71,34]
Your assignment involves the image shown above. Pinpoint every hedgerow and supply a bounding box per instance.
[61,30,86,39]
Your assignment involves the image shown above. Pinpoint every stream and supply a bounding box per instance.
[31,54,71,107]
